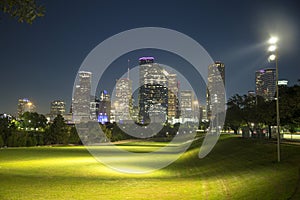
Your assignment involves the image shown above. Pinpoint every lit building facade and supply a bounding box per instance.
[138,57,168,124]
[206,61,225,120]
[72,71,92,122]
[50,100,66,119]
[17,98,36,118]
[167,73,180,123]
[98,90,111,124]
[90,96,100,121]
[180,90,194,123]
[278,79,288,86]
[255,68,276,101]
[114,78,132,123]
[199,105,207,122]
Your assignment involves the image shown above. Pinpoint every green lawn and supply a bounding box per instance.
[0,135,300,199]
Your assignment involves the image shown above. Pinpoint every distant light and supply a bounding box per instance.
[278,80,288,86]
[139,56,154,60]
[27,102,32,106]
[268,37,278,44]
[268,45,277,52]
[269,54,276,61]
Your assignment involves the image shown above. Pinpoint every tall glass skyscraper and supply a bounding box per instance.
[72,71,92,122]
[114,78,132,123]
[255,68,276,101]
[206,61,225,120]
[138,57,168,124]
[167,73,179,122]
[180,90,194,123]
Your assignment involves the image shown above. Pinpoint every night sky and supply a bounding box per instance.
[1,0,299,115]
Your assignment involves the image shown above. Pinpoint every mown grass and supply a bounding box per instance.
[0,135,299,199]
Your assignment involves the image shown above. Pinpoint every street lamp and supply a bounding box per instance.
[268,36,280,162]
[268,36,278,44]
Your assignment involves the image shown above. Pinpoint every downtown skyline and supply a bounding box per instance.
[1,0,300,114]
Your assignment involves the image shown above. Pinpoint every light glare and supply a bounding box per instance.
[268,45,277,52]
[268,37,278,44]
[269,54,276,61]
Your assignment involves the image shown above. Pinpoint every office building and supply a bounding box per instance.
[138,57,168,124]
[206,61,225,120]
[167,73,180,123]
[17,98,36,118]
[98,90,111,124]
[199,105,208,122]
[180,90,194,123]
[278,79,288,86]
[114,78,132,123]
[72,71,92,122]
[50,100,66,120]
[255,68,276,101]
[50,100,65,116]
[90,96,100,121]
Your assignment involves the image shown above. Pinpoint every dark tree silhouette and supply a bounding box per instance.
[0,0,45,24]
[44,115,68,144]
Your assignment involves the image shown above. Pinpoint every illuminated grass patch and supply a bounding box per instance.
[0,135,300,199]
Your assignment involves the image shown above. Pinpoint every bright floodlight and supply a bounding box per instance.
[269,54,276,61]
[268,45,277,52]
[268,37,278,44]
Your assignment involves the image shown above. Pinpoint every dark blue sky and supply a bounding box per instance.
[1,0,300,115]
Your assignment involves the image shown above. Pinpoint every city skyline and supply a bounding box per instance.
[1,0,300,114]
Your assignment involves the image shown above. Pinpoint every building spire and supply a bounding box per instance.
[127,59,130,80]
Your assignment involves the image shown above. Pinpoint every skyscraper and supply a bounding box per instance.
[167,73,180,123]
[206,61,225,120]
[255,68,276,101]
[180,90,194,123]
[90,96,100,121]
[72,71,92,122]
[17,98,36,118]
[98,90,111,124]
[50,100,65,119]
[114,78,132,123]
[138,57,168,124]
[199,105,206,122]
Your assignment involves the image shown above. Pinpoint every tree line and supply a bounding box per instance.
[0,112,195,147]
[224,83,300,137]
[0,113,81,147]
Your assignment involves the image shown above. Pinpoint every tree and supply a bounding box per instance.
[0,117,12,146]
[44,115,68,144]
[0,0,45,24]
[68,126,81,145]
[226,83,300,139]
[225,94,263,136]
[20,112,47,131]
[0,135,4,147]
[225,94,246,134]
[279,84,300,132]
[224,104,242,134]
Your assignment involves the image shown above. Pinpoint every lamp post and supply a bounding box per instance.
[268,36,280,162]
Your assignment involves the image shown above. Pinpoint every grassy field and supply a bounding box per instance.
[0,135,300,200]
